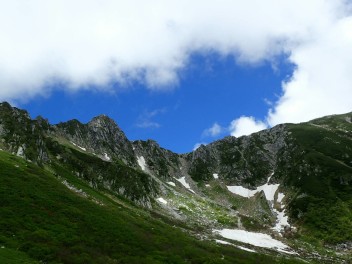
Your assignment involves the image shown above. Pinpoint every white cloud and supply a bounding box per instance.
[229,116,268,137]
[0,0,351,125]
[135,109,165,129]
[267,15,352,125]
[135,120,160,129]
[202,122,223,137]
[193,142,207,151]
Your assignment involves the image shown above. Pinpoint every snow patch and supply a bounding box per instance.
[227,174,279,201]
[78,146,86,151]
[227,175,292,233]
[70,141,86,151]
[214,229,292,253]
[215,239,232,245]
[215,240,257,253]
[272,209,290,233]
[175,177,195,193]
[272,192,292,233]
[277,192,285,203]
[213,173,219,179]
[137,156,147,171]
[237,245,257,253]
[167,182,176,187]
[103,153,111,161]
[205,184,211,187]
[227,186,257,198]
[176,176,190,188]
[16,146,24,157]
[257,183,280,201]
[156,197,168,204]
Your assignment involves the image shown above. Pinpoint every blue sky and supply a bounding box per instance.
[1,1,351,153]
[21,54,291,153]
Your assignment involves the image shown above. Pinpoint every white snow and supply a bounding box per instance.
[272,209,290,233]
[215,239,232,245]
[227,174,279,201]
[257,183,280,201]
[175,177,195,193]
[227,175,293,234]
[272,192,291,233]
[214,229,291,253]
[215,240,257,253]
[205,184,211,187]
[78,146,86,151]
[156,197,168,204]
[237,245,257,253]
[137,156,147,171]
[70,141,86,151]
[167,181,176,187]
[176,176,190,188]
[16,146,24,157]
[103,152,111,161]
[227,186,257,198]
[277,192,285,203]
[213,173,219,179]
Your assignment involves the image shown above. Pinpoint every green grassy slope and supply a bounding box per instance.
[0,150,304,264]
[281,119,352,244]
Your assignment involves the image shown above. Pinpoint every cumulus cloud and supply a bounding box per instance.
[229,116,268,137]
[202,122,223,137]
[0,0,351,125]
[202,118,267,138]
[267,15,352,125]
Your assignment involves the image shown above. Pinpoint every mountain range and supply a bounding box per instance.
[0,101,351,263]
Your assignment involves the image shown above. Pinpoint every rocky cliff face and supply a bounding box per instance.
[54,115,137,166]
[0,102,50,163]
[185,124,290,186]
[132,139,185,179]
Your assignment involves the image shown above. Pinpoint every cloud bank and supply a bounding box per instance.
[229,117,268,138]
[203,117,267,139]
[1,0,351,128]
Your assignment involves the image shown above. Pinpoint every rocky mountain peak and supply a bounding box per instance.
[88,114,119,128]
[0,101,31,121]
[87,115,126,139]
[0,101,12,109]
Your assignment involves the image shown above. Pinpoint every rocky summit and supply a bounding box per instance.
[0,101,351,263]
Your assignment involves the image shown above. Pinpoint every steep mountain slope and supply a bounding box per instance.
[0,141,303,263]
[182,117,352,244]
[0,101,351,263]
